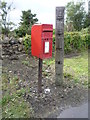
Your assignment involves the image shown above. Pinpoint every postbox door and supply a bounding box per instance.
[42,30,53,59]
[42,38,52,59]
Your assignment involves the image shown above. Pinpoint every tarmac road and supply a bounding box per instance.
[57,102,88,118]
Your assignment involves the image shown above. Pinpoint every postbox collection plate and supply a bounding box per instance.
[45,42,49,53]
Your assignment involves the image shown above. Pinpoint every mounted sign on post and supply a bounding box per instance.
[31,24,53,93]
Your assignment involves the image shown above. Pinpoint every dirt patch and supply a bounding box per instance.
[2,54,88,118]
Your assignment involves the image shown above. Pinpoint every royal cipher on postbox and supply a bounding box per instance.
[31,24,53,59]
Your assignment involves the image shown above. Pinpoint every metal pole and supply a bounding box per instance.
[38,58,42,93]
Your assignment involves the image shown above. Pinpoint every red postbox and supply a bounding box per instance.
[31,24,53,59]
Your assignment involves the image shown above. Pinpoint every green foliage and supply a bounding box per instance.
[43,58,55,66]
[23,34,31,54]
[64,72,73,79]
[16,10,38,37]
[84,13,90,28]
[15,27,26,37]
[53,30,89,54]
[1,94,12,106]
[44,51,88,86]
[53,29,55,35]
[66,1,86,31]
[64,32,88,54]
[22,60,29,66]
[22,28,89,55]
[64,51,88,85]
[53,35,55,52]
[81,27,89,34]
[0,1,15,35]
[2,74,34,118]
[20,10,38,26]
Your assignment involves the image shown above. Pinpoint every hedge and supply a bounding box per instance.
[53,32,89,54]
[23,31,89,55]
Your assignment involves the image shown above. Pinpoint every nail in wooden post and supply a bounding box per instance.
[38,58,42,93]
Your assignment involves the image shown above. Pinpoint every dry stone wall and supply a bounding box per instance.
[0,36,25,60]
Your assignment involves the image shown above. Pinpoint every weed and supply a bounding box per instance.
[64,72,73,79]
[43,58,55,66]
[2,74,34,118]
[22,60,29,66]
[16,88,26,97]
[2,94,12,106]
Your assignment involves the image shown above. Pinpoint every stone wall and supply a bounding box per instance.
[0,37,25,60]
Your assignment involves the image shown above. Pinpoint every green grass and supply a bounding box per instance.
[22,60,34,68]
[2,96,33,118]
[43,58,55,66]
[64,51,88,85]
[1,73,34,118]
[22,60,29,66]
[44,51,88,86]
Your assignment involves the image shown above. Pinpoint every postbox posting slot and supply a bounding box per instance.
[42,29,53,31]
[42,30,53,33]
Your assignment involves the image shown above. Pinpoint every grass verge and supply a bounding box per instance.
[44,51,88,86]
[64,51,88,86]
[1,73,34,118]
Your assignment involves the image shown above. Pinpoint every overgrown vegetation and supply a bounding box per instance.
[64,31,89,54]
[44,51,88,86]
[23,34,31,54]
[15,10,38,37]
[65,1,89,31]
[0,1,15,35]
[64,51,88,86]
[1,73,34,118]
[22,28,89,55]
[53,28,89,54]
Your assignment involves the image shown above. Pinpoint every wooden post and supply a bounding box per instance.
[0,43,2,120]
[55,7,65,86]
[38,58,42,93]
[88,2,90,119]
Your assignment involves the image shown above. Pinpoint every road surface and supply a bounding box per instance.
[57,102,88,118]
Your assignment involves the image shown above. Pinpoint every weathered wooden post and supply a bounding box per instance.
[55,7,65,85]
[0,44,2,120]
[88,1,90,119]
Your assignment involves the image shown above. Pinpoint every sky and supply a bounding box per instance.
[1,0,89,28]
